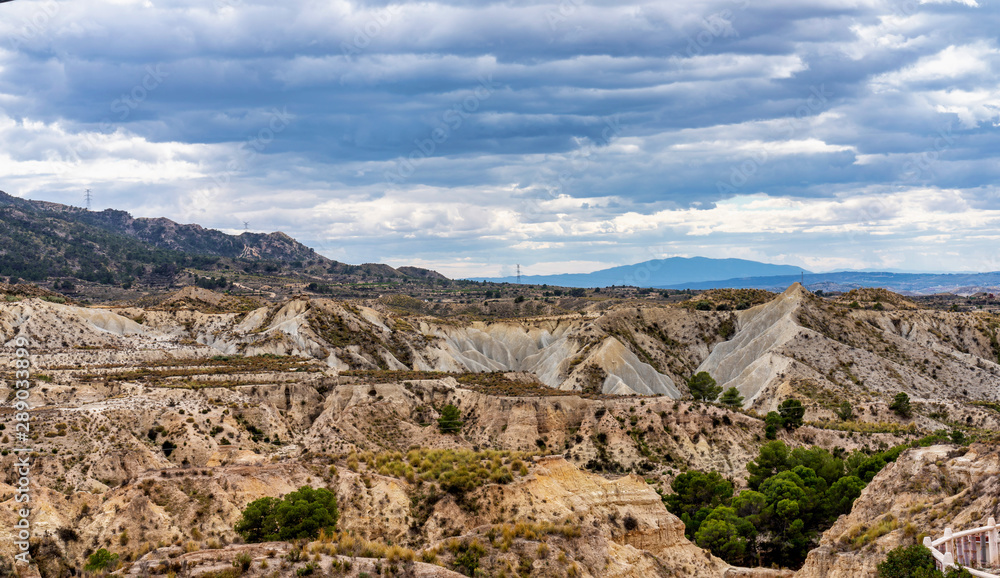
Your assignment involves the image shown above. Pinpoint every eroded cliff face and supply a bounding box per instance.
[499,456,729,576]
[0,449,728,578]
[697,284,1000,428]
[797,444,1000,578]
[698,284,808,406]
[4,288,1000,576]
[1,293,730,398]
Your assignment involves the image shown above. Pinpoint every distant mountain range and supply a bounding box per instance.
[0,190,442,285]
[6,189,996,296]
[470,256,1000,295]
[659,271,1000,296]
[469,257,808,288]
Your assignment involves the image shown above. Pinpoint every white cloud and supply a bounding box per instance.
[1,0,999,277]
[873,41,999,88]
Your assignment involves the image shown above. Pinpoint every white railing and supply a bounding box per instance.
[924,518,1000,577]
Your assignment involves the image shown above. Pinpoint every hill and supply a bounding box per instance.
[3,286,1000,575]
[659,270,1000,295]
[469,257,809,288]
[0,190,326,262]
[0,190,444,291]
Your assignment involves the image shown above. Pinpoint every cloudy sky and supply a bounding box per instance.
[1,0,998,277]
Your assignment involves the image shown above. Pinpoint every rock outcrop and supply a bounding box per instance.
[2,296,726,397]
[797,444,1000,578]
[696,284,1000,425]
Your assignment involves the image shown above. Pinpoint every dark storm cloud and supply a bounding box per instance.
[0,0,998,275]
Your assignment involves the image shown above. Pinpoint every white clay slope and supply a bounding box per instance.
[696,283,810,406]
[432,322,678,396]
[1,298,681,397]
[589,338,680,397]
[433,322,578,383]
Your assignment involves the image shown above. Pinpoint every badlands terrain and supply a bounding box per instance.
[1,282,999,577]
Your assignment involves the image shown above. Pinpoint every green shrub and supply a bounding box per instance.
[778,399,805,430]
[835,401,854,421]
[235,486,338,543]
[720,387,744,407]
[876,544,939,577]
[233,552,253,573]
[765,412,782,440]
[687,372,721,402]
[889,392,912,418]
[84,549,119,572]
[437,404,463,434]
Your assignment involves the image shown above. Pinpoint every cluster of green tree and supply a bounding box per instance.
[687,372,745,407]
[84,548,120,573]
[195,275,229,290]
[307,282,338,294]
[235,486,339,543]
[666,431,958,569]
[765,399,806,439]
[878,544,972,577]
[665,441,868,567]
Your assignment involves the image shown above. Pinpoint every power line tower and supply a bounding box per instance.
[516,264,521,284]
[243,221,249,232]
[84,189,92,210]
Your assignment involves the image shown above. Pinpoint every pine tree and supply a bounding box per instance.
[688,372,722,402]
[437,404,464,434]
[720,387,744,407]
[778,399,805,430]
[889,393,912,418]
[835,401,854,421]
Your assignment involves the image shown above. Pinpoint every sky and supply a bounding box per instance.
[0,0,998,278]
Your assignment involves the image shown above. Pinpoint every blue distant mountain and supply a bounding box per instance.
[657,271,1000,295]
[467,257,810,288]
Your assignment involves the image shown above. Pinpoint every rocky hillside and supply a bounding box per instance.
[798,443,1000,577]
[698,284,1000,423]
[0,288,739,396]
[0,191,441,287]
[0,191,324,264]
[0,347,788,576]
[2,285,999,576]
